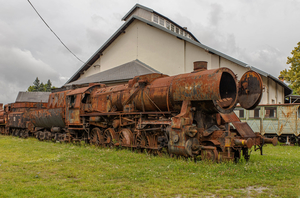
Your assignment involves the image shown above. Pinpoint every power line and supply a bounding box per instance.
[27,0,85,64]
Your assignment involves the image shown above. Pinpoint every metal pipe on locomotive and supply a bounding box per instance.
[7,62,278,162]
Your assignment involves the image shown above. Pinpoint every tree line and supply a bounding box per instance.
[27,77,55,92]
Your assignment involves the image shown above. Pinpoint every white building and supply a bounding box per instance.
[65,4,291,105]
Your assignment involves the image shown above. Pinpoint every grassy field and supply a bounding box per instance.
[0,136,299,198]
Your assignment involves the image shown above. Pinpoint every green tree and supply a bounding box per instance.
[45,79,52,92]
[38,82,45,92]
[27,78,55,92]
[279,42,300,95]
[29,77,40,92]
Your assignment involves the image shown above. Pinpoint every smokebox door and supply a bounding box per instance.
[238,71,263,110]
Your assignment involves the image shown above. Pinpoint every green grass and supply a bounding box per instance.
[0,136,299,197]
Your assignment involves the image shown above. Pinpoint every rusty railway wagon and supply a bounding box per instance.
[4,92,50,138]
[25,62,277,162]
[235,103,300,145]
[0,103,5,135]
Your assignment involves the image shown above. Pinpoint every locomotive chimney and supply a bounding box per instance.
[193,61,207,72]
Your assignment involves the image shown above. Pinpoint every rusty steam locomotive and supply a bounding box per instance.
[0,62,277,162]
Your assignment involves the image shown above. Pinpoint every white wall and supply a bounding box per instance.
[77,19,286,105]
[137,21,185,75]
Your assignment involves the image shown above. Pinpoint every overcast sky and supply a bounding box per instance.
[0,0,299,104]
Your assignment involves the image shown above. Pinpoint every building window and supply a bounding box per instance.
[234,109,244,118]
[250,108,260,118]
[176,27,179,34]
[166,21,170,29]
[171,24,175,32]
[159,17,164,26]
[180,29,183,35]
[265,107,277,118]
[239,110,245,118]
[153,14,158,23]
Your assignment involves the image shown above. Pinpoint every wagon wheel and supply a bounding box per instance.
[62,133,72,143]
[201,149,218,162]
[119,128,133,147]
[38,132,44,141]
[13,129,17,136]
[16,129,21,137]
[13,129,19,137]
[5,127,10,135]
[146,134,161,155]
[58,134,66,142]
[90,127,104,146]
[20,129,28,138]
[19,130,24,138]
[103,128,117,148]
[135,133,149,153]
[45,132,51,141]
[23,130,29,139]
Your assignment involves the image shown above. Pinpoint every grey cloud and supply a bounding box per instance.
[0,46,59,104]
[241,45,287,77]
[209,3,223,26]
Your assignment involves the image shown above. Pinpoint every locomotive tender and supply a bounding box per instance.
[1,62,277,162]
[0,92,50,137]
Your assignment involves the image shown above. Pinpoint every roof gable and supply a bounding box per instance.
[121,3,153,21]
[121,4,199,42]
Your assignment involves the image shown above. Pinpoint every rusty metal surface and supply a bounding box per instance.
[29,90,70,129]
[30,108,65,128]
[220,112,256,138]
[0,107,4,125]
[66,84,102,96]
[66,84,103,127]
[0,65,271,162]
[220,112,240,122]
[171,68,235,101]
[7,102,47,129]
[170,68,238,114]
[91,68,240,114]
[238,71,263,110]
[0,103,5,135]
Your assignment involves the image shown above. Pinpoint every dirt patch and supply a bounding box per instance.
[205,186,270,198]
